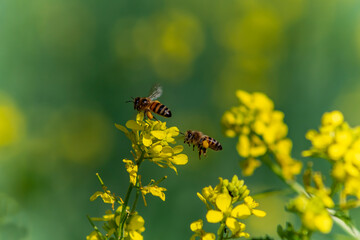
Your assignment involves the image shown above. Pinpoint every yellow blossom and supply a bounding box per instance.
[222,90,301,178]
[290,171,334,234]
[240,158,261,176]
[86,231,101,240]
[123,159,138,186]
[196,176,264,238]
[141,179,167,204]
[90,190,116,210]
[190,219,216,240]
[125,214,145,240]
[116,112,188,173]
[304,110,360,200]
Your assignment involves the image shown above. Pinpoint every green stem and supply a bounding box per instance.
[260,154,307,196]
[118,184,133,239]
[217,222,226,240]
[118,150,145,240]
[130,186,140,215]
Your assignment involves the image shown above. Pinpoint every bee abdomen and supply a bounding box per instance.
[150,102,172,118]
[207,137,222,151]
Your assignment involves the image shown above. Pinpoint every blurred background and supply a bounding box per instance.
[1,0,360,239]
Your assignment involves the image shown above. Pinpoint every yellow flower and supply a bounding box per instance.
[304,110,360,200]
[125,214,145,240]
[123,159,138,186]
[223,90,301,178]
[196,176,264,238]
[90,190,116,210]
[86,231,101,240]
[240,158,261,176]
[190,219,216,240]
[321,111,344,127]
[116,112,188,173]
[290,171,334,234]
[141,180,167,203]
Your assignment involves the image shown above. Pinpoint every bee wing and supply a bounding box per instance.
[148,84,163,100]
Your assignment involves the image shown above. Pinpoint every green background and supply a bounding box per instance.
[1,0,360,239]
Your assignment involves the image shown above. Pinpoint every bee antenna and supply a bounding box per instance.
[178,131,185,136]
[125,97,135,104]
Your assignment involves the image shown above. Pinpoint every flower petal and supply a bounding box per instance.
[190,219,203,232]
[216,193,231,212]
[171,154,188,165]
[231,204,251,219]
[142,133,152,146]
[206,210,223,223]
[151,130,167,139]
[225,217,240,234]
[252,209,266,217]
[126,120,143,130]
[172,145,184,154]
[115,123,129,134]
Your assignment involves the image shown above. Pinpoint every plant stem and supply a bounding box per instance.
[130,187,140,215]
[118,150,145,240]
[217,222,226,240]
[261,154,307,196]
[118,184,133,239]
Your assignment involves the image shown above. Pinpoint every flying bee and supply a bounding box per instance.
[129,84,172,120]
[183,130,223,159]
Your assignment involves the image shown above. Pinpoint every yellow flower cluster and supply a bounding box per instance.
[191,175,266,239]
[222,90,302,179]
[289,171,334,234]
[116,112,188,174]
[87,207,145,240]
[303,111,360,199]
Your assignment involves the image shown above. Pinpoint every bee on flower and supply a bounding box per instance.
[128,84,172,120]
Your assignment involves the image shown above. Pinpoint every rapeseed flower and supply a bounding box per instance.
[141,179,167,205]
[303,111,360,201]
[193,175,265,239]
[190,219,216,240]
[222,90,301,179]
[289,171,334,234]
[115,112,188,174]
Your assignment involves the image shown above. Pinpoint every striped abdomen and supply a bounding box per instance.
[202,136,222,151]
[149,101,172,118]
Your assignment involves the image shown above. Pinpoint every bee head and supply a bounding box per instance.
[184,130,193,141]
[133,97,141,110]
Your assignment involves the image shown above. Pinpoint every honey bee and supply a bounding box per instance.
[184,130,223,159]
[129,85,172,120]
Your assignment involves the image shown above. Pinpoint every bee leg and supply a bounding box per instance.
[146,110,154,120]
[193,145,195,151]
[203,148,207,156]
[152,114,160,121]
